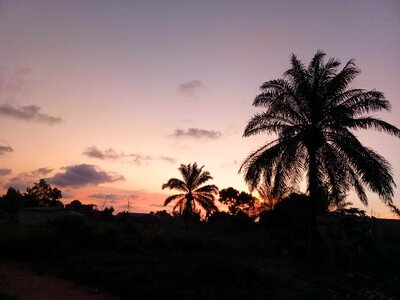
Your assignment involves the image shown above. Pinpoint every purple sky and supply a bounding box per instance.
[0,0,399,217]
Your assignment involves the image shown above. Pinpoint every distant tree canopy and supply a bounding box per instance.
[240,51,400,214]
[218,187,255,216]
[0,179,63,213]
[0,187,25,213]
[25,179,63,207]
[151,210,173,219]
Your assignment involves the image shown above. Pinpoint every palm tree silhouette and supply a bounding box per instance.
[162,163,219,222]
[240,51,400,214]
[257,181,293,211]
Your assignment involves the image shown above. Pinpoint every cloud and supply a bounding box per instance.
[88,193,138,200]
[178,80,205,98]
[32,167,53,176]
[83,146,161,165]
[88,193,123,204]
[159,156,176,164]
[0,145,13,155]
[83,146,121,160]
[171,128,222,140]
[0,103,62,125]
[0,67,32,95]
[47,164,125,187]
[61,189,75,199]
[0,168,11,176]
[88,193,117,200]
[4,167,53,190]
[4,177,29,191]
[130,153,153,165]
[83,146,176,166]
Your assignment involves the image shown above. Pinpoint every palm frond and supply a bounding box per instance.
[164,194,185,206]
[194,184,219,195]
[387,203,400,217]
[194,194,218,213]
[344,117,400,137]
[193,171,213,189]
[162,178,188,192]
[331,130,395,203]
[243,112,298,137]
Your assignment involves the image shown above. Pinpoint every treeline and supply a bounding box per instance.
[0,177,374,223]
[0,179,114,219]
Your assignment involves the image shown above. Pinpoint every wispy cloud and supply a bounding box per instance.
[83,146,145,163]
[47,164,125,187]
[0,145,13,155]
[171,128,222,140]
[88,193,139,203]
[0,168,12,176]
[0,103,62,125]
[4,167,53,190]
[178,80,205,98]
[32,167,53,176]
[159,156,176,164]
[83,146,176,166]
[0,67,32,95]
[130,153,152,165]
[83,146,121,160]
[61,189,75,199]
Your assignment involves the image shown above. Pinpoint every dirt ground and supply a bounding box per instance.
[0,259,120,300]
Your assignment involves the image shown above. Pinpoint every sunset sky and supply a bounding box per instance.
[0,0,399,216]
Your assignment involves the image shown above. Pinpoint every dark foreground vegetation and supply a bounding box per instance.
[1,212,400,300]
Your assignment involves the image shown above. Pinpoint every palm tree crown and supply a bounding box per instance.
[162,162,219,216]
[240,51,400,210]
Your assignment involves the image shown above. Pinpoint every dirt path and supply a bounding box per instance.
[0,260,120,300]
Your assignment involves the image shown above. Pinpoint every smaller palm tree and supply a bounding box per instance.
[162,163,219,219]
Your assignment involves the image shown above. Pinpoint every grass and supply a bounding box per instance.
[0,217,399,299]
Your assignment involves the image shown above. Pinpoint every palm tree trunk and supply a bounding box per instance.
[308,148,318,229]
[307,147,319,257]
[183,194,193,231]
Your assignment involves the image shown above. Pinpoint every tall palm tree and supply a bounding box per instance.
[162,162,219,218]
[240,51,400,214]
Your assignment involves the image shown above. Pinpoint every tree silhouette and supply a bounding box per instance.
[218,187,255,216]
[240,51,400,215]
[162,163,218,222]
[25,179,63,207]
[0,187,25,213]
